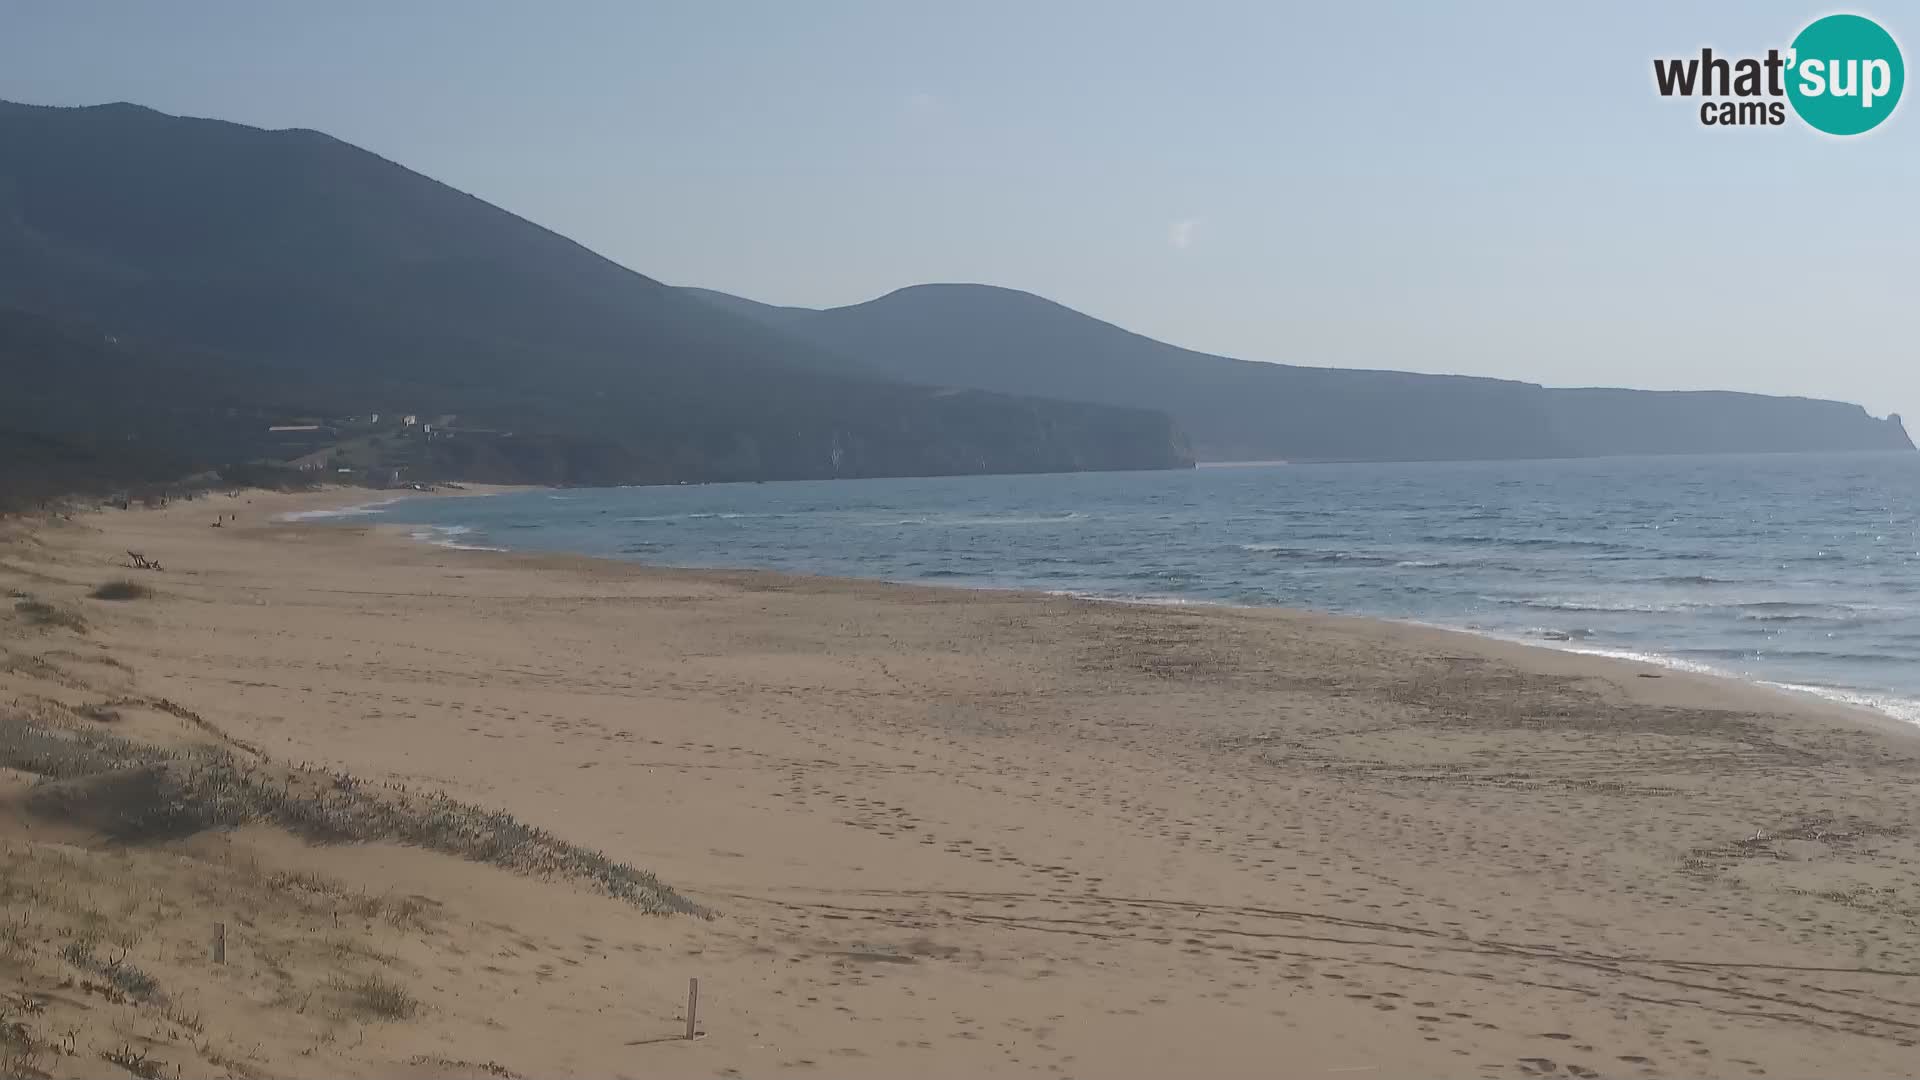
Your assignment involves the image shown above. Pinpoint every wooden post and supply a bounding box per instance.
[685,977,699,1040]
[211,922,227,965]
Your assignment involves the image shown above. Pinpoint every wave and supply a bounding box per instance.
[1502,597,1705,614]
[1237,545,1396,566]
[406,525,506,553]
[1042,589,1224,609]
[1550,644,1730,678]
[853,513,1084,528]
[1419,534,1634,553]
[1682,648,1909,666]
[943,513,1085,527]
[1441,626,1920,729]
[615,511,787,524]
[277,496,407,522]
[1505,596,1892,620]
[1761,683,1920,727]
[1731,601,1891,624]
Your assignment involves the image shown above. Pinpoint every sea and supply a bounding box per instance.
[297,452,1920,727]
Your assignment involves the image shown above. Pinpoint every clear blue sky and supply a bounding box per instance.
[5,2,1915,420]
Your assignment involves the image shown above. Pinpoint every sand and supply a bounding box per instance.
[4,487,1919,1078]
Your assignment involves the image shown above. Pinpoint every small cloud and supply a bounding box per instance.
[904,91,937,111]
[1168,218,1201,250]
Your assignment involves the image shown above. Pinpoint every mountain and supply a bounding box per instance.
[684,284,1913,462]
[0,101,1192,488]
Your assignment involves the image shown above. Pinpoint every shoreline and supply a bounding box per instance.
[318,484,1920,737]
[125,480,1920,755]
[15,484,1918,1076]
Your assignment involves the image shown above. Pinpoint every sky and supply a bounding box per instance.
[4,2,1916,421]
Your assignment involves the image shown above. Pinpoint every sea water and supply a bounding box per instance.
[328,452,1920,726]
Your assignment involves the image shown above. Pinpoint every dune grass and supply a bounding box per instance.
[337,973,420,1020]
[11,598,88,634]
[0,708,702,915]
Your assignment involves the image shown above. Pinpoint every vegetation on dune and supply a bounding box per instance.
[335,973,421,1021]
[0,688,684,1078]
[88,580,153,602]
[7,835,335,1074]
[0,707,702,915]
[57,938,161,1001]
[11,598,89,634]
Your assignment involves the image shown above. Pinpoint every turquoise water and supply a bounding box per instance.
[310,452,1920,725]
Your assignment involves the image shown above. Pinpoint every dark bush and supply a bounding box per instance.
[89,580,153,601]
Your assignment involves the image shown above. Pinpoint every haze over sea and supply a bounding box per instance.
[319,452,1920,727]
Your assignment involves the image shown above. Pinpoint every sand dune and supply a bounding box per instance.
[3,489,1919,1078]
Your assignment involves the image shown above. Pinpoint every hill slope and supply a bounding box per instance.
[0,101,1192,486]
[684,284,1913,462]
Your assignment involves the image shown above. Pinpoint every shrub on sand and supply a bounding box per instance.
[12,599,88,633]
[88,580,153,602]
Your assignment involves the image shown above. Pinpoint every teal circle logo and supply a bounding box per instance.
[1787,14,1904,135]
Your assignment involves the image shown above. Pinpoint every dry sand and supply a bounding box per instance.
[4,487,1919,1079]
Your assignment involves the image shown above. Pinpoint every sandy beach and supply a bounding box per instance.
[4,487,1920,1079]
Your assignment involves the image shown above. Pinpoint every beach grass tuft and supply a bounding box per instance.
[337,973,420,1020]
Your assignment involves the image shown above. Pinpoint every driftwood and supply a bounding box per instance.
[124,551,164,572]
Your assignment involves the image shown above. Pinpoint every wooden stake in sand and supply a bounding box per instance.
[685,977,700,1040]
[211,922,227,965]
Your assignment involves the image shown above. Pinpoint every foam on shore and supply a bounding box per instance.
[277,496,409,522]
